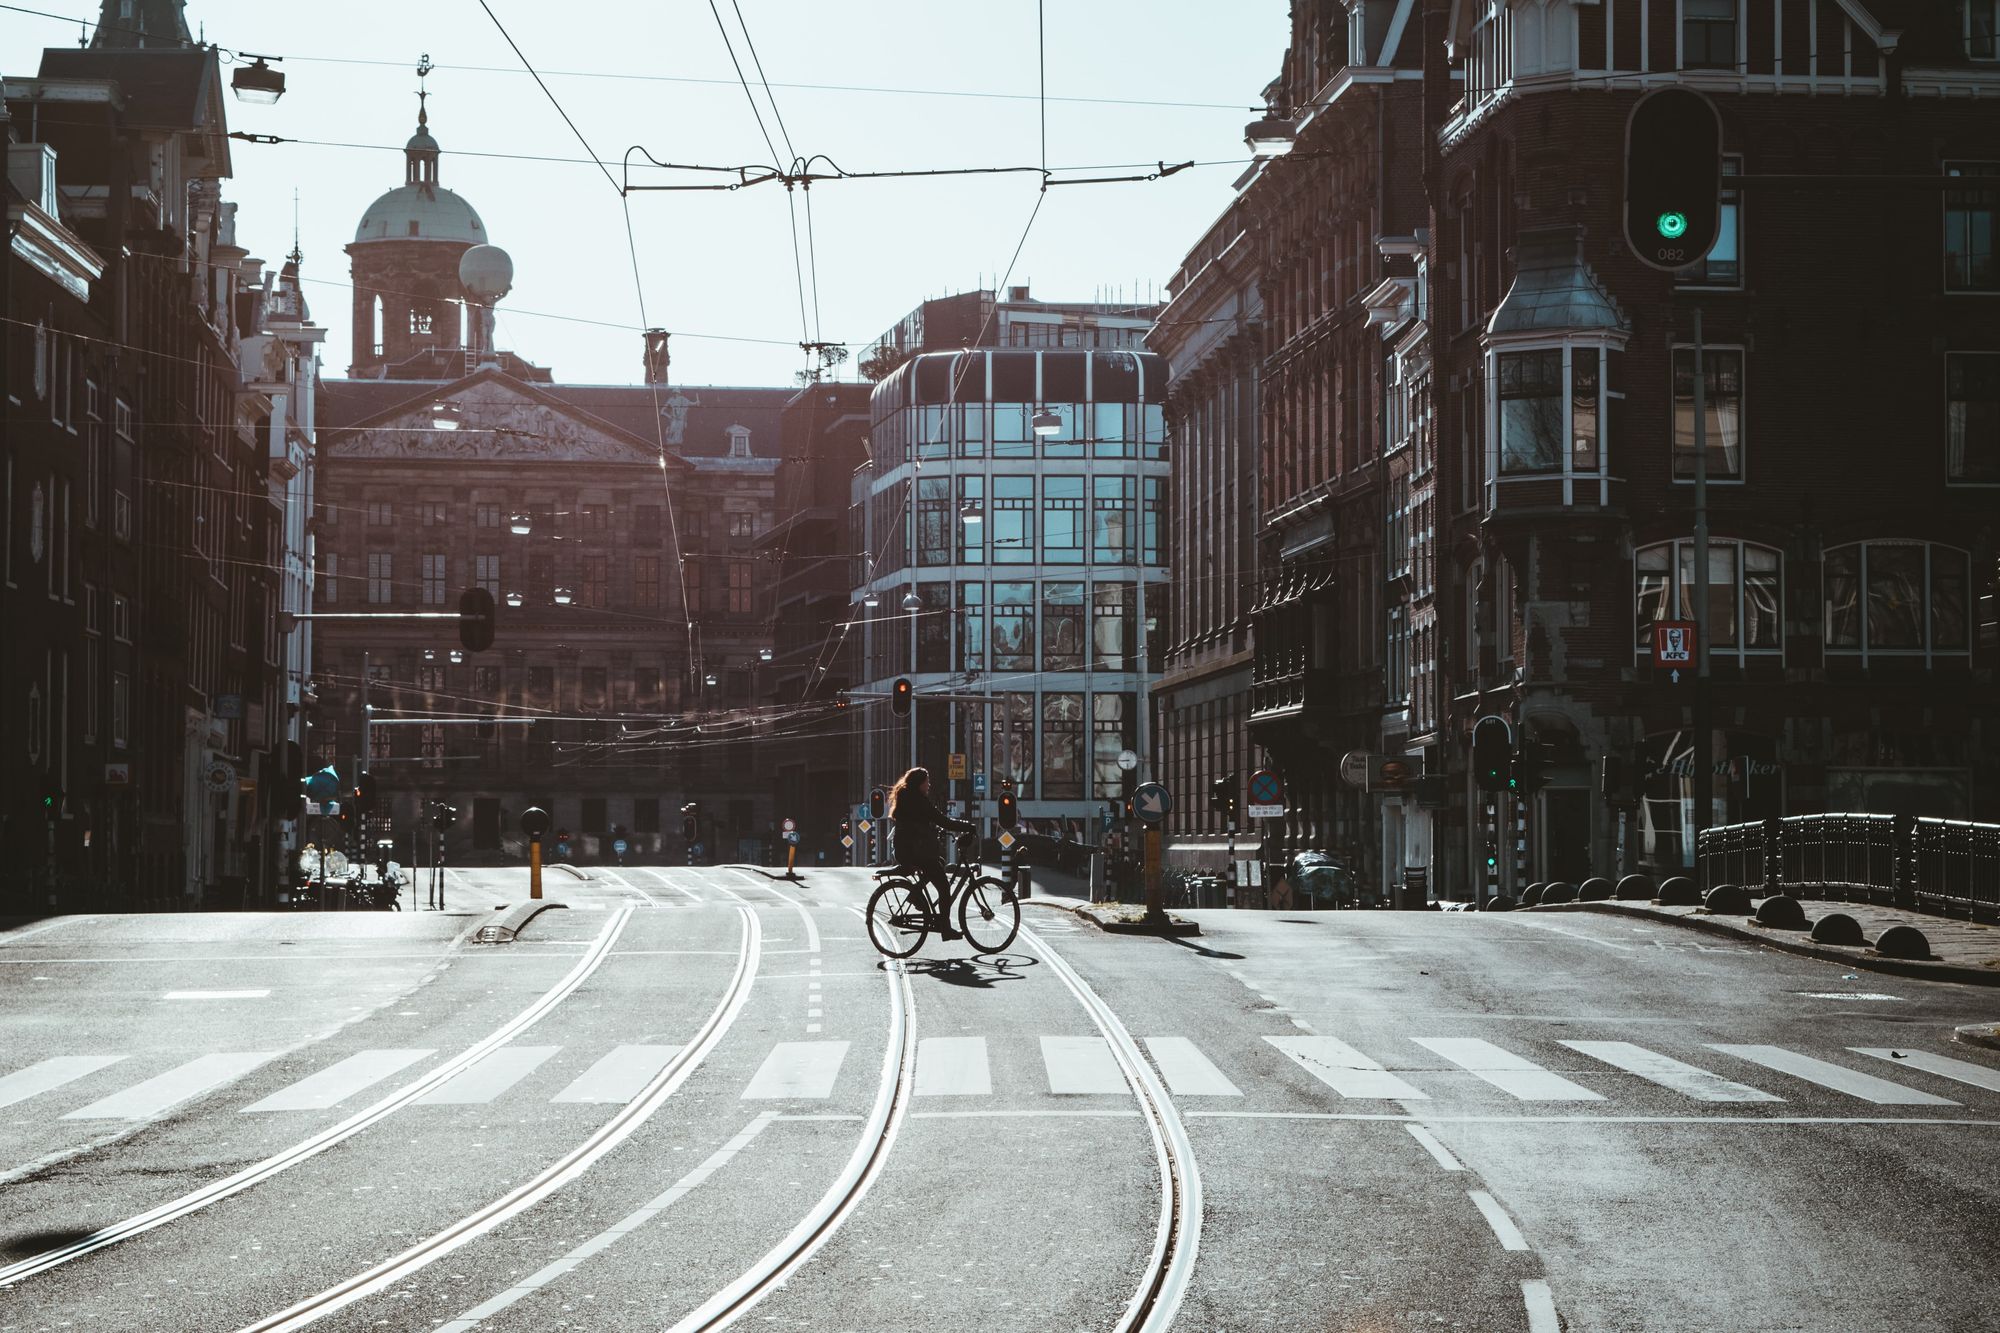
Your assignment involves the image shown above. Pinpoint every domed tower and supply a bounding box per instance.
[345,60,490,378]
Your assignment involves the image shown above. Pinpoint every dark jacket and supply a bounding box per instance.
[890,786,974,864]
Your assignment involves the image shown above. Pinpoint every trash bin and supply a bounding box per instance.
[1013,865,1032,899]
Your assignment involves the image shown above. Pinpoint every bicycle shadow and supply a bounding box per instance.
[886,954,1038,989]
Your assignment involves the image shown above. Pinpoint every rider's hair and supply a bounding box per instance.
[888,766,929,817]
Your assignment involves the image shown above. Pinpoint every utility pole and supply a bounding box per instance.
[1691,309,1714,877]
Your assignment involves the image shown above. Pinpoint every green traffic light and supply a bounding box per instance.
[1656,211,1688,239]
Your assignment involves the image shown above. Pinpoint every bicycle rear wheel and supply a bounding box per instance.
[956,875,1020,954]
[867,880,930,959]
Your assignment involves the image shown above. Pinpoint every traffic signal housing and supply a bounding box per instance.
[1212,772,1239,825]
[997,782,1017,830]
[458,586,496,653]
[1624,86,1722,271]
[1514,741,1556,794]
[1472,716,1514,793]
[868,786,886,820]
[891,677,913,718]
[352,772,377,817]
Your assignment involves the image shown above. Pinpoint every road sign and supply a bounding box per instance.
[947,752,968,780]
[997,830,1017,850]
[854,802,870,823]
[1117,749,1139,772]
[972,773,988,796]
[613,838,628,855]
[1132,781,1172,824]
[781,817,796,833]
[858,819,873,834]
[783,831,799,845]
[1248,769,1283,805]
[840,834,855,849]
[1246,803,1284,820]
[946,800,964,819]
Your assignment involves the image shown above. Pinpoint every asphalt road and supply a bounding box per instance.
[2,867,1996,1332]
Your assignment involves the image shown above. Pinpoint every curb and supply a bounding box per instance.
[1070,903,1202,937]
[1530,901,2000,988]
[1955,1023,2000,1053]
[554,864,589,880]
[471,899,569,943]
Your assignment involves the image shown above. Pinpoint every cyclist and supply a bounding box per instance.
[887,766,976,940]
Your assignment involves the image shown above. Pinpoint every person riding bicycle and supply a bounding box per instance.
[888,766,975,941]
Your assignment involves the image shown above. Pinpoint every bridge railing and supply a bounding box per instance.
[1696,814,1999,921]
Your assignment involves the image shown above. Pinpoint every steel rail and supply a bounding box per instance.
[0,905,641,1290]
[238,904,762,1332]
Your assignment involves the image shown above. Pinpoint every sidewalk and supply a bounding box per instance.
[1535,897,2000,987]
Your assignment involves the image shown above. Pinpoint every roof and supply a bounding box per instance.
[37,47,228,175]
[1485,226,1629,342]
[352,184,486,245]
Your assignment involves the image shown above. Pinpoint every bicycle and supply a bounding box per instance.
[865,836,1020,957]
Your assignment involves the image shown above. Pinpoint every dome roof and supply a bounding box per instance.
[406,126,439,154]
[352,185,486,245]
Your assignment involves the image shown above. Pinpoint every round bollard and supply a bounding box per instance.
[1809,912,1867,946]
[1521,884,1545,906]
[1578,876,1614,901]
[1753,894,1808,930]
[1484,894,1518,913]
[1873,924,1934,960]
[1656,876,1701,906]
[1615,874,1655,900]
[1704,883,1752,914]
[1540,881,1578,904]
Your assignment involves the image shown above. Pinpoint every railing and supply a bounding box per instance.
[1697,814,1999,921]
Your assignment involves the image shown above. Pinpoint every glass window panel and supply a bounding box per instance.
[1042,404,1084,459]
[958,581,985,671]
[1498,348,1563,474]
[1570,348,1600,472]
[1944,163,1998,293]
[957,476,985,562]
[1142,479,1164,565]
[1867,544,1926,648]
[1824,545,1861,647]
[1042,476,1086,564]
[1091,692,1134,799]
[992,404,1034,457]
[958,403,986,459]
[917,476,952,566]
[917,582,952,672]
[1042,581,1085,671]
[992,582,1036,671]
[998,691,1036,796]
[1093,582,1134,670]
[1946,353,2000,483]
[1041,692,1085,799]
[1092,476,1135,564]
[1635,544,1671,649]
[1672,348,1745,479]
[1142,403,1166,458]
[1093,402,1131,459]
[1933,546,1970,649]
[1744,546,1780,649]
[993,476,1035,563]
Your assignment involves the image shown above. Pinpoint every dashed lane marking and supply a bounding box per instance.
[1468,1189,1531,1251]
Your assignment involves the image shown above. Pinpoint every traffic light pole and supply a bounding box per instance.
[1691,308,1714,878]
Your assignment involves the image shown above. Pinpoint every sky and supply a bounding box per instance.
[2,1,1291,386]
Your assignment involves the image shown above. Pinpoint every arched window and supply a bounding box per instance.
[1634,538,1782,661]
[1823,541,1971,661]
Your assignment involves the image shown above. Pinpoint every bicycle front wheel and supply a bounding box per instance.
[867,880,931,959]
[957,875,1021,954]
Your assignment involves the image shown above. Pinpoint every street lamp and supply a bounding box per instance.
[423,649,437,662]
[505,590,524,608]
[1031,407,1062,436]
[901,588,922,612]
[960,500,983,526]
[553,587,575,606]
[431,402,462,431]
[230,55,286,105]
[1244,114,1297,158]
[862,590,880,609]
[704,672,718,687]
[758,647,774,663]
[509,512,532,536]
[449,649,465,665]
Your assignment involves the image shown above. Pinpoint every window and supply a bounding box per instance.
[1634,539,1782,660]
[1678,160,1742,286]
[633,798,659,834]
[111,671,129,748]
[111,592,130,642]
[634,504,661,542]
[1944,163,1997,293]
[992,477,1035,563]
[369,552,394,604]
[528,665,555,703]
[1092,476,1135,564]
[1497,349,1563,474]
[1042,581,1085,670]
[917,583,952,671]
[992,582,1036,671]
[84,383,102,528]
[475,503,501,529]
[1824,542,1971,659]
[957,582,985,671]
[475,553,500,597]
[1961,0,1997,59]
[1671,347,1745,480]
[683,558,703,614]
[1682,0,1737,69]
[1092,693,1134,798]
[529,554,554,604]
[957,476,984,562]
[473,665,502,695]
[1042,693,1085,799]
[1142,479,1164,565]
[1042,477,1086,564]
[726,509,756,538]
[1947,353,2000,482]
[582,667,608,709]
[419,501,448,527]
[635,555,660,607]
[368,500,394,526]
[1386,604,1410,705]
[998,691,1036,795]
[1093,583,1134,669]
[727,561,753,614]
[916,477,952,566]
[320,552,339,604]
[419,723,444,768]
[421,553,447,605]
[582,555,609,608]
[582,503,609,534]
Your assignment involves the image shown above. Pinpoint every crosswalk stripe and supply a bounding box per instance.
[62,1052,276,1120]
[916,1038,992,1096]
[1145,1037,1243,1097]
[1849,1048,2000,1095]
[417,1046,560,1105]
[1265,1035,1428,1100]
[1709,1045,1958,1106]
[1041,1035,1128,1095]
[1561,1041,1780,1103]
[0,1055,127,1111]
[552,1045,684,1103]
[741,1041,850,1099]
[1414,1038,1605,1101]
[241,1049,436,1113]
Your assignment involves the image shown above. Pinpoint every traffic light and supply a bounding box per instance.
[1472,715,1513,793]
[869,786,886,820]
[681,801,698,842]
[997,783,1018,830]
[352,772,377,817]
[1624,87,1722,272]
[1212,772,1238,825]
[1514,741,1555,794]
[891,677,912,718]
[431,801,457,830]
[40,779,61,817]
[458,586,496,654]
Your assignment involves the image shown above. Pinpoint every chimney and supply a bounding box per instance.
[1007,284,1031,302]
[644,328,671,385]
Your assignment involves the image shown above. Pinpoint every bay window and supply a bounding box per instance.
[1490,344,1611,494]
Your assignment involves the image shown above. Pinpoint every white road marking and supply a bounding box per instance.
[1522,1278,1561,1333]
[0,1056,126,1110]
[416,1047,560,1105]
[1850,1048,2000,1095]
[1404,1123,1464,1170]
[163,990,271,1000]
[737,872,821,954]
[636,867,703,902]
[915,1038,991,1096]
[1414,1038,1605,1101]
[63,1053,275,1120]
[1468,1189,1531,1250]
[741,1041,850,1099]
[1708,1045,1958,1105]
[241,1050,435,1113]
[436,1113,779,1332]
[1265,1035,1429,1100]
[1562,1040,1780,1102]
[1040,1035,1128,1094]
[1144,1037,1243,1097]
[1800,992,1903,1001]
[551,1046,684,1104]
[1501,919,1638,950]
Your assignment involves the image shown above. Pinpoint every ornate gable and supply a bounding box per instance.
[325,369,690,466]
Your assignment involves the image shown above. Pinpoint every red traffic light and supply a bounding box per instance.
[891,677,913,718]
[869,786,886,820]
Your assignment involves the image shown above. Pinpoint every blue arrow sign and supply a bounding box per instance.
[1133,781,1172,824]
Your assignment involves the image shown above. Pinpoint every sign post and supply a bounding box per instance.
[1131,781,1172,923]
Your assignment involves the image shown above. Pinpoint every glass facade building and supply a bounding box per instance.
[853,349,1170,837]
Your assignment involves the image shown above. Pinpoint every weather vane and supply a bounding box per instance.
[416,53,433,124]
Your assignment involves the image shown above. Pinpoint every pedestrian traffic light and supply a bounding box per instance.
[891,677,912,717]
[458,586,496,653]
[1624,86,1722,272]
[1515,741,1555,794]
[869,786,886,820]
[40,779,61,817]
[352,772,377,816]
[1472,715,1513,793]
